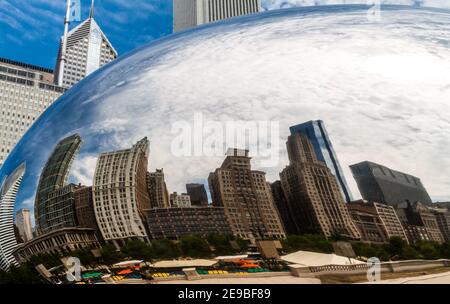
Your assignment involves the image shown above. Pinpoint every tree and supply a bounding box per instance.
[439,242,450,259]
[122,240,153,261]
[71,247,97,266]
[151,239,182,260]
[400,246,421,260]
[180,235,212,258]
[100,244,123,265]
[415,242,440,260]
[282,234,333,254]
[207,234,235,255]
[386,237,408,259]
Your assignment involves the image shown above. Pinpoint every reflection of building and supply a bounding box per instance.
[173,0,261,32]
[280,134,360,239]
[93,138,151,247]
[15,209,33,243]
[0,58,64,167]
[396,201,444,244]
[35,134,82,235]
[350,161,432,206]
[170,192,192,208]
[290,120,353,202]
[209,149,285,240]
[430,208,450,243]
[0,164,25,271]
[12,228,100,264]
[347,200,408,244]
[54,2,117,88]
[146,169,170,208]
[373,202,409,242]
[186,183,208,206]
[74,186,102,241]
[144,207,231,239]
[270,181,296,235]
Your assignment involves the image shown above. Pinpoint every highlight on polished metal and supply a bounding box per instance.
[1,5,450,271]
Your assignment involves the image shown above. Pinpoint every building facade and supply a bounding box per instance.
[35,134,82,235]
[350,161,432,206]
[170,192,192,208]
[12,228,100,264]
[0,58,64,167]
[0,164,25,271]
[186,183,209,206]
[173,0,261,32]
[93,138,151,247]
[430,208,450,243]
[74,186,102,241]
[270,181,296,235]
[280,133,361,240]
[396,201,444,244]
[146,169,170,208]
[144,207,231,239]
[54,4,117,88]
[373,202,409,242]
[290,120,353,203]
[15,208,33,243]
[208,149,285,240]
[347,202,389,243]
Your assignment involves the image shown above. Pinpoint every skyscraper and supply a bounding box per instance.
[0,163,25,271]
[0,58,64,168]
[54,1,117,88]
[146,169,170,208]
[270,181,296,235]
[35,134,82,235]
[93,138,151,247]
[208,149,285,240]
[280,133,360,239]
[186,183,208,206]
[15,209,33,243]
[350,161,433,206]
[173,0,261,32]
[170,192,192,208]
[290,120,353,203]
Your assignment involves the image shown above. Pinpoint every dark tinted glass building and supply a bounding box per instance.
[186,183,208,206]
[290,120,353,202]
[350,161,432,206]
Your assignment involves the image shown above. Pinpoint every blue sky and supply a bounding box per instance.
[0,0,448,70]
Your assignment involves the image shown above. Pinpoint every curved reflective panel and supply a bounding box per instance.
[1,5,450,267]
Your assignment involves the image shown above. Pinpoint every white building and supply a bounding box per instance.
[0,58,64,168]
[15,209,33,243]
[170,192,192,208]
[93,138,151,247]
[173,0,261,32]
[0,163,25,271]
[54,2,117,88]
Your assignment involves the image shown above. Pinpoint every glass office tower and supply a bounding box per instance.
[290,120,353,203]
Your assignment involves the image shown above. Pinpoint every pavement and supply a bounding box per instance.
[154,275,321,284]
[364,271,450,284]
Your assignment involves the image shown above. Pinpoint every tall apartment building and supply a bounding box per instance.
[173,0,261,32]
[0,58,64,168]
[350,161,432,206]
[74,186,102,241]
[270,181,296,235]
[93,138,151,247]
[54,2,117,88]
[186,183,209,206]
[15,209,33,243]
[208,149,285,240]
[290,121,353,203]
[347,200,408,244]
[429,208,450,243]
[0,163,25,271]
[170,192,192,208]
[35,134,82,235]
[280,133,361,240]
[395,201,444,244]
[146,169,170,208]
[144,206,231,240]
